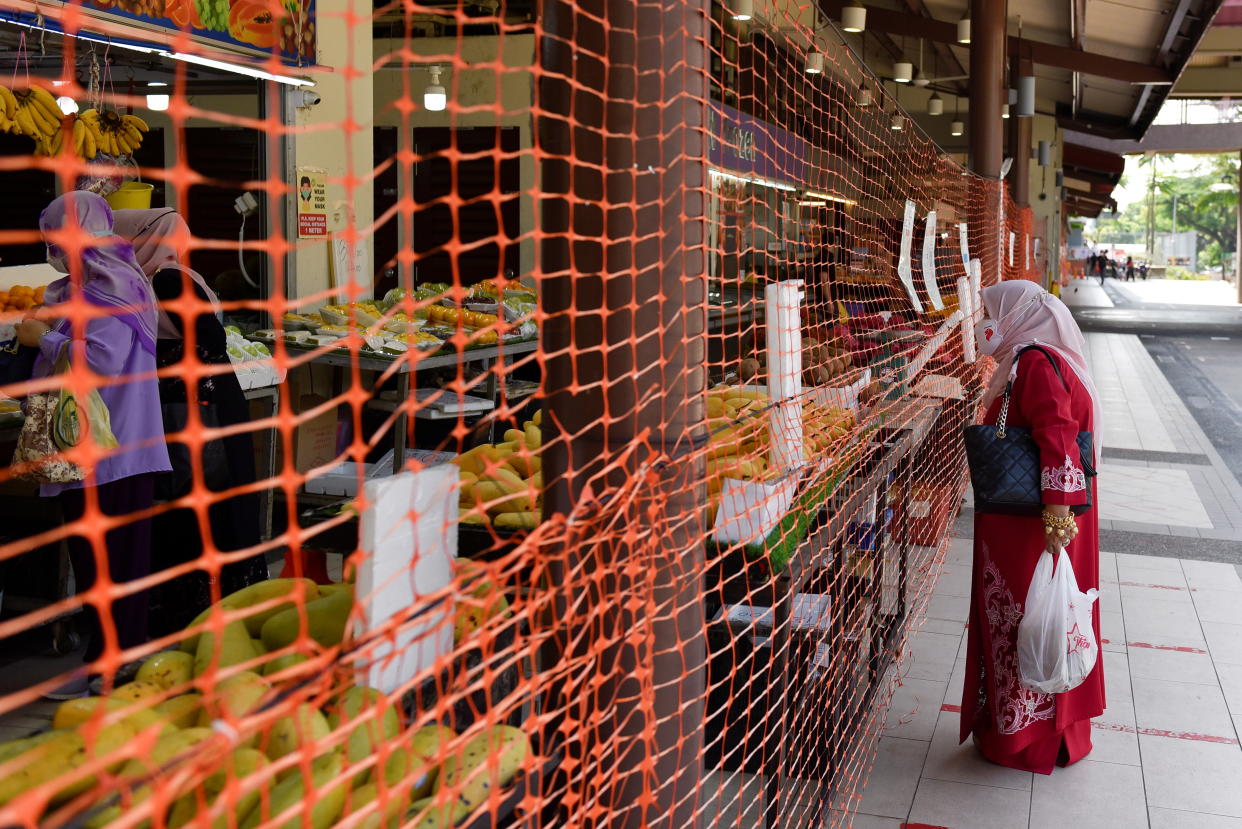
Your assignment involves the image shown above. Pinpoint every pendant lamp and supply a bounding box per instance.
[928,93,943,116]
[841,1,866,32]
[957,13,971,44]
[805,52,825,74]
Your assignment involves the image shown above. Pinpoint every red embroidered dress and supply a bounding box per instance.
[959,347,1104,773]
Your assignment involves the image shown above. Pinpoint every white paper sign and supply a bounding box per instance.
[958,275,976,364]
[904,309,963,383]
[1008,232,1015,266]
[969,259,982,315]
[357,465,457,694]
[958,222,970,270]
[765,281,804,473]
[1025,234,1031,271]
[333,236,371,299]
[712,477,798,547]
[922,210,945,311]
[897,200,925,313]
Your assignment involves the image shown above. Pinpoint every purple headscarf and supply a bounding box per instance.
[39,191,158,355]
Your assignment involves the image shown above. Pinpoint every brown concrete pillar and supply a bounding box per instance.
[1009,56,1033,207]
[968,0,1007,281]
[969,0,1005,179]
[537,0,708,822]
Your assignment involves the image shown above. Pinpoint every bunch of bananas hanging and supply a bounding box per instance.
[77,108,148,158]
[0,84,65,153]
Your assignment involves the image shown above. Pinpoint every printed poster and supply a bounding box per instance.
[297,168,328,239]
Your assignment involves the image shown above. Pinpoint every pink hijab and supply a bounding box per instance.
[981,280,1103,463]
[39,192,158,355]
[111,208,223,340]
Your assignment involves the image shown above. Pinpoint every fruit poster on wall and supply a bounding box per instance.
[76,0,316,65]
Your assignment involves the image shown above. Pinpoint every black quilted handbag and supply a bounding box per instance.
[963,345,1096,516]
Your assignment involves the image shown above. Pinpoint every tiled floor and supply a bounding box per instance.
[853,537,1242,829]
[1079,332,1242,542]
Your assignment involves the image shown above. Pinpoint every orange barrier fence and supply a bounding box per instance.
[0,0,1010,827]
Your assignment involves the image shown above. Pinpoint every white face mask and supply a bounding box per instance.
[976,318,1002,355]
[47,250,68,274]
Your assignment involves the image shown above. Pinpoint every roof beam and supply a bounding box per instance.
[817,0,1173,84]
[1130,0,1226,133]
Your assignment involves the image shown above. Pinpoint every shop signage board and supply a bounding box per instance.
[296,167,327,238]
[0,0,316,67]
[708,102,807,184]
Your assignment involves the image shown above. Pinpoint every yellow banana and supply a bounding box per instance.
[72,119,86,153]
[123,113,149,132]
[0,86,16,120]
[117,135,132,155]
[32,94,63,128]
[83,128,97,159]
[122,123,143,146]
[14,108,38,139]
[30,86,58,113]
[23,99,56,134]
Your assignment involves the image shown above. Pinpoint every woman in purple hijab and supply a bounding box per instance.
[17,191,171,694]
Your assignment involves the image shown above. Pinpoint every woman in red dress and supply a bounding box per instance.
[959,280,1105,774]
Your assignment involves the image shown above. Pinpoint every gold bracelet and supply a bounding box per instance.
[1042,511,1077,541]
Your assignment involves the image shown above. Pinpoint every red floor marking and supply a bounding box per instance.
[1126,641,1208,654]
[941,703,962,712]
[1118,580,1186,591]
[1092,721,1238,745]
[903,824,955,829]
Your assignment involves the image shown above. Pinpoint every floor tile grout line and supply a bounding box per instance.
[1115,557,1154,828]
[1183,556,1242,752]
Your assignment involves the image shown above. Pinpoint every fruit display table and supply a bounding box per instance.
[301,339,540,476]
[704,396,944,828]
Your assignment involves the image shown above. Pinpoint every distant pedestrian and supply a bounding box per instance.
[1125,256,1135,281]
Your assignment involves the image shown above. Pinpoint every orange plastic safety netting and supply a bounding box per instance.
[0,0,1016,826]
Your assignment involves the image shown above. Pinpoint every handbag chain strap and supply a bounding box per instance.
[997,386,1011,439]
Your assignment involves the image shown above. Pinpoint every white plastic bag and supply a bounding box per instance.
[1017,549,1100,694]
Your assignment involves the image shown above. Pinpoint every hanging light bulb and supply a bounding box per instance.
[424,66,447,111]
[950,94,964,136]
[858,83,873,107]
[928,93,943,116]
[957,13,971,44]
[893,61,913,83]
[1001,103,1010,119]
[950,119,964,136]
[731,0,752,21]
[1038,140,1051,167]
[890,113,904,131]
[805,52,825,74]
[841,1,866,33]
[146,93,170,111]
[1017,74,1035,117]
[56,96,78,115]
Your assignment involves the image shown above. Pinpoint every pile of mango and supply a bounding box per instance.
[703,386,855,526]
[453,410,543,531]
[0,573,521,828]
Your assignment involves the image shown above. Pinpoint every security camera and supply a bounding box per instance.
[292,90,321,108]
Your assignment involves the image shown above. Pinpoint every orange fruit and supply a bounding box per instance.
[12,297,32,311]
[10,285,30,297]
[0,292,10,306]
[33,286,45,304]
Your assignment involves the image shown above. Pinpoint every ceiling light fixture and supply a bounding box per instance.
[951,119,964,136]
[424,66,447,111]
[1017,75,1035,117]
[893,61,913,83]
[928,93,943,116]
[841,1,866,33]
[1002,103,1010,119]
[148,81,169,88]
[56,96,78,115]
[858,84,873,106]
[805,52,825,74]
[731,0,752,21]
[891,113,904,130]
[957,13,971,44]
[146,93,170,111]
